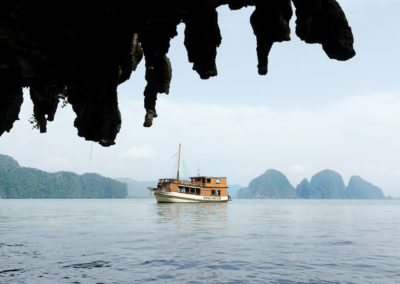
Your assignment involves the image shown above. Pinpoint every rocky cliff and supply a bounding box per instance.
[304,169,348,199]
[347,176,385,199]
[238,168,386,199]
[238,169,297,199]
[0,154,127,199]
[296,178,322,199]
[0,1,355,145]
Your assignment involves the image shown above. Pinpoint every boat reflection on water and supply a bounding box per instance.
[154,203,229,257]
[154,203,228,227]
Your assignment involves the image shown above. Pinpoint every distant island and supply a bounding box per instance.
[117,177,156,198]
[118,169,386,200]
[0,154,127,199]
[225,184,243,199]
[238,169,297,199]
[0,154,387,200]
[238,169,386,199]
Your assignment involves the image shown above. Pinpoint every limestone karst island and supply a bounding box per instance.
[0,154,385,200]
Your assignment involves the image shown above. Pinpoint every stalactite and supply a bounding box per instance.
[0,0,356,146]
[183,1,222,79]
[29,84,62,133]
[292,0,356,60]
[250,0,293,75]
[0,71,23,136]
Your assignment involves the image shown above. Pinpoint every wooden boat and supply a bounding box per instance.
[148,144,231,203]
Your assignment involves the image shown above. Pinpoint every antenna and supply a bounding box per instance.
[177,143,181,180]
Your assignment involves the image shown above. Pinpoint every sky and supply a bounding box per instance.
[1,0,400,196]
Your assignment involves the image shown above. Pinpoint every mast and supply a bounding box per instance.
[177,143,181,180]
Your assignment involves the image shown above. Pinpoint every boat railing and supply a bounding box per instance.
[158,178,196,185]
[158,178,227,189]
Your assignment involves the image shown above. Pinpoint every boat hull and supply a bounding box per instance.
[153,191,229,203]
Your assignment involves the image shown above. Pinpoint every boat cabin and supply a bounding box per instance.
[156,176,228,197]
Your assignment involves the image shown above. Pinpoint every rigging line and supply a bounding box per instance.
[182,160,190,178]
[181,160,186,179]
[182,159,192,180]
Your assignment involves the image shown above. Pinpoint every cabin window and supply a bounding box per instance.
[211,189,216,195]
[185,187,189,193]
[190,188,195,194]
[207,178,211,183]
[217,189,220,196]
[202,178,205,183]
[216,178,220,184]
[196,188,200,195]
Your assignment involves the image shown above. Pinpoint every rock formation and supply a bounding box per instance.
[295,170,386,199]
[0,1,355,146]
[300,169,348,199]
[347,176,385,199]
[237,169,386,199]
[296,178,322,199]
[0,154,127,198]
[237,169,297,199]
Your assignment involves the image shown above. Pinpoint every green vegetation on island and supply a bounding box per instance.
[238,169,385,199]
[0,153,386,200]
[237,169,297,199]
[347,176,385,199]
[296,178,322,199]
[0,154,127,199]
[297,170,348,199]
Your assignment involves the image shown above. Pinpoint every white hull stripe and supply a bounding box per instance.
[153,191,229,203]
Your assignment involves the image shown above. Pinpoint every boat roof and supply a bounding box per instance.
[190,176,226,179]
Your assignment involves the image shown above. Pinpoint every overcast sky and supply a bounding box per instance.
[1,1,400,196]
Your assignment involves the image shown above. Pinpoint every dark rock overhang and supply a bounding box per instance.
[0,0,355,146]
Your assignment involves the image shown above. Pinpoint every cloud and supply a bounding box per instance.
[118,146,156,160]
[1,90,400,196]
[288,164,307,174]
[146,92,400,194]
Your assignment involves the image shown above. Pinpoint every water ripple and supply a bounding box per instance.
[0,199,399,283]
[63,261,111,269]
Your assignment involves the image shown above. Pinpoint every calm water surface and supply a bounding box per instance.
[1,199,400,284]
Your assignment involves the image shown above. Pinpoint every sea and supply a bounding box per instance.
[0,199,399,284]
